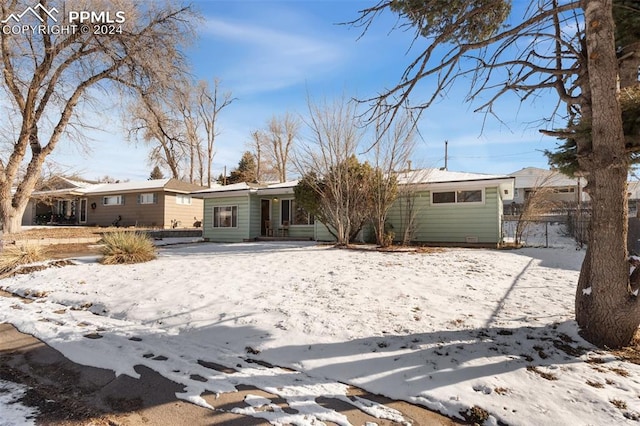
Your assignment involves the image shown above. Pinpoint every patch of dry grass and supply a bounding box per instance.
[0,243,48,274]
[5,227,105,241]
[611,399,628,410]
[100,231,156,265]
[526,365,558,381]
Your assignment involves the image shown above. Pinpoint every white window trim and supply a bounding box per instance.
[281,198,314,226]
[212,205,238,228]
[430,188,485,206]
[281,198,292,226]
[102,195,124,206]
[176,194,192,205]
[138,193,157,205]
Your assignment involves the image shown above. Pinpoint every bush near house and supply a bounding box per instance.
[100,231,156,265]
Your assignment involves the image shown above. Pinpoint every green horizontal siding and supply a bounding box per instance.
[201,186,503,244]
[249,194,262,238]
[202,196,250,242]
[314,222,336,242]
[387,187,501,244]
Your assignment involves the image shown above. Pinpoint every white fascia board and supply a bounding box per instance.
[193,189,253,199]
[257,187,295,196]
[419,177,514,191]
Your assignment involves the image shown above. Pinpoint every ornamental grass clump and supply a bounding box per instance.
[100,231,156,265]
[0,243,48,274]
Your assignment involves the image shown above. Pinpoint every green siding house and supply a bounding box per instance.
[194,169,514,246]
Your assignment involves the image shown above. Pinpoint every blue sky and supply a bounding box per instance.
[51,0,565,182]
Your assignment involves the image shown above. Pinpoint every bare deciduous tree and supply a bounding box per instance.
[265,113,300,183]
[397,185,420,245]
[247,129,278,182]
[512,175,564,246]
[369,112,415,247]
[129,83,187,180]
[197,79,235,188]
[0,0,195,233]
[294,97,371,245]
[394,167,430,246]
[174,83,204,184]
[353,0,639,347]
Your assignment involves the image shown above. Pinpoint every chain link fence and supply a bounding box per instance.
[503,209,640,254]
[502,216,573,248]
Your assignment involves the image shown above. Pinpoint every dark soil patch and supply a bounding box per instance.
[46,243,101,259]
[0,361,110,424]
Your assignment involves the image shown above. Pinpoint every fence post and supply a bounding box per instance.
[545,221,548,248]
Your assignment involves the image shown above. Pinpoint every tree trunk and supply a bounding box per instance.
[0,194,28,234]
[575,0,639,348]
[618,41,640,89]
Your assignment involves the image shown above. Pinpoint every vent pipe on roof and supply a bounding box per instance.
[407,160,412,171]
[444,140,448,170]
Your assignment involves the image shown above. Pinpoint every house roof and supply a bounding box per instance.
[193,181,297,198]
[509,167,584,189]
[397,168,512,185]
[30,176,96,197]
[75,178,171,194]
[397,168,515,200]
[194,169,515,200]
[32,178,207,198]
[164,179,209,193]
[56,176,97,188]
[192,182,267,195]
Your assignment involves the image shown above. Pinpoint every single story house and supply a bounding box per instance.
[22,176,96,226]
[193,168,515,246]
[24,177,206,229]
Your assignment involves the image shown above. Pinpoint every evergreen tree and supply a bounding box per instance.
[545,0,640,176]
[226,151,258,184]
[295,155,374,245]
[149,165,165,180]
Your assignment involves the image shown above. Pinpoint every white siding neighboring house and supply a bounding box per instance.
[628,181,640,201]
[506,167,588,211]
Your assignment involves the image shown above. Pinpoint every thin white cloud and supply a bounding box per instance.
[201,17,346,94]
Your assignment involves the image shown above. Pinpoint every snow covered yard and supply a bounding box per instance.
[1,227,640,425]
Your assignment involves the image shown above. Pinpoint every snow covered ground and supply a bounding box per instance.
[0,379,38,426]
[1,224,640,425]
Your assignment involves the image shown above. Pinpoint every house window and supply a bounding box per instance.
[213,206,238,228]
[432,191,456,204]
[138,193,157,204]
[553,187,575,193]
[281,199,314,225]
[432,190,483,204]
[176,194,192,205]
[457,190,482,203]
[102,195,124,206]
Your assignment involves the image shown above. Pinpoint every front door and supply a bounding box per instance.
[79,198,87,224]
[260,199,270,236]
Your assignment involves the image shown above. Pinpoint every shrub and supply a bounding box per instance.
[0,243,48,274]
[100,231,156,265]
